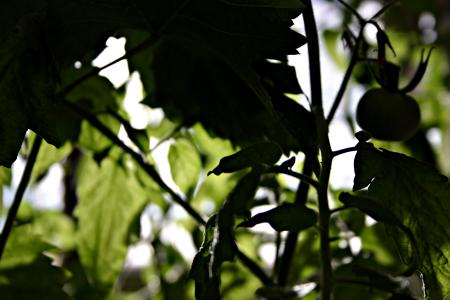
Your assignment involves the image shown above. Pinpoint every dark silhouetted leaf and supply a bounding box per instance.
[226,169,262,218]
[132,1,309,152]
[208,142,282,176]
[0,225,68,299]
[253,60,302,94]
[239,203,317,232]
[0,17,81,167]
[190,215,221,300]
[353,147,450,299]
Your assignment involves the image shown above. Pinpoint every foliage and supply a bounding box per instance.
[0,0,449,300]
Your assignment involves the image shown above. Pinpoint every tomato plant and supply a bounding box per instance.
[0,1,449,300]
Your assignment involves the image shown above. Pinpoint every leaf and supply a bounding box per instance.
[77,114,121,155]
[399,48,434,93]
[339,193,404,228]
[208,141,282,176]
[339,192,419,272]
[353,147,450,299]
[109,110,150,154]
[0,225,68,299]
[190,216,221,300]
[168,138,202,193]
[253,60,302,94]
[239,203,317,232]
[62,64,119,114]
[75,156,148,293]
[134,1,307,152]
[31,138,72,182]
[226,169,262,218]
[0,16,81,167]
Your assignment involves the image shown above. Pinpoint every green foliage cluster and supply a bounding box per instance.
[0,0,449,300]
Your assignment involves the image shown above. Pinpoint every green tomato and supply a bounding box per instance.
[356,88,421,141]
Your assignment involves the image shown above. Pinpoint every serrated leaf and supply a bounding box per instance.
[134,1,307,152]
[208,142,282,176]
[0,17,81,167]
[0,225,68,299]
[353,147,450,299]
[168,138,201,193]
[31,137,72,182]
[339,192,419,271]
[239,203,317,232]
[75,156,148,293]
[339,193,404,228]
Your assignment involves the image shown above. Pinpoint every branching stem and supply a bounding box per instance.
[266,165,319,189]
[302,1,334,298]
[65,102,271,285]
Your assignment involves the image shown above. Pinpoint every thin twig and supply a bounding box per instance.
[236,248,272,285]
[337,0,364,24]
[370,0,400,20]
[65,101,272,284]
[0,136,42,259]
[65,101,206,225]
[332,146,358,157]
[266,165,319,189]
[277,158,314,285]
[327,28,363,123]
[330,205,351,215]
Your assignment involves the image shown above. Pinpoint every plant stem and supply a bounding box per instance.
[326,31,363,124]
[65,102,270,283]
[266,164,319,189]
[56,0,192,98]
[276,158,313,285]
[65,102,206,225]
[302,1,333,299]
[0,136,42,259]
[332,146,358,157]
[237,249,272,285]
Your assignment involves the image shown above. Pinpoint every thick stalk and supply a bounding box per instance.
[302,1,333,299]
[0,136,42,259]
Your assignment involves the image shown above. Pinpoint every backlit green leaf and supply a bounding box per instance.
[353,147,450,299]
[75,156,148,293]
[169,138,202,193]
